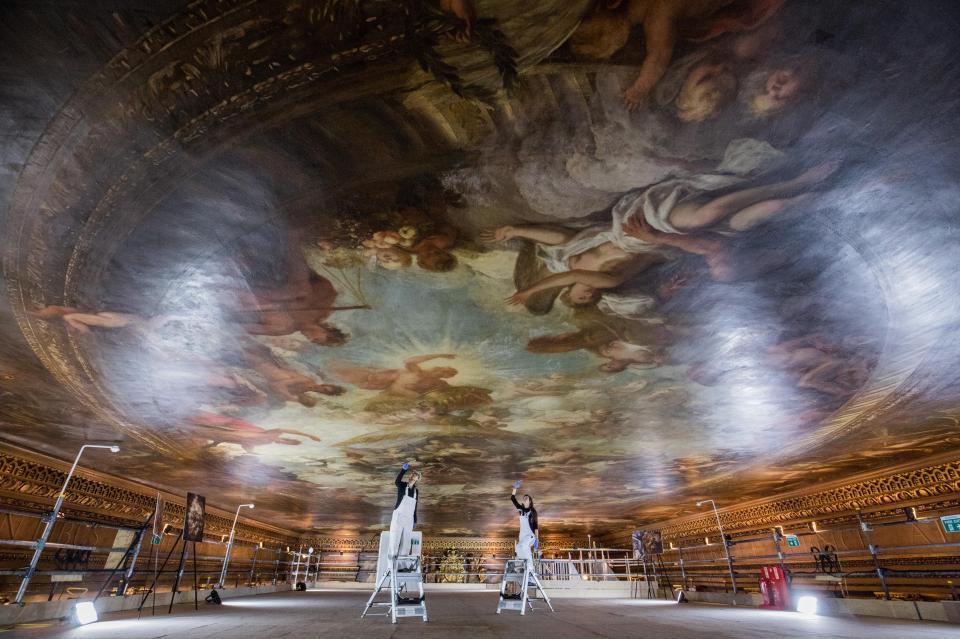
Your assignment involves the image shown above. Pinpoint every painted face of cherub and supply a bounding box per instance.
[567,283,600,306]
[676,62,737,122]
[752,68,803,115]
[371,230,402,248]
[376,247,412,270]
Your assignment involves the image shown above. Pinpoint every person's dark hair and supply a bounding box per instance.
[524,494,539,531]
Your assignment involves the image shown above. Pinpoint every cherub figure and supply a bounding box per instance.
[361,222,457,272]
[361,186,461,273]
[241,341,343,406]
[230,229,363,345]
[527,329,667,373]
[766,334,873,397]
[656,52,738,122]
[568,0,783,110]
[740,55,818,117]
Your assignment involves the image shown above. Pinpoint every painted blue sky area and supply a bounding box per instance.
[302,261,597,389]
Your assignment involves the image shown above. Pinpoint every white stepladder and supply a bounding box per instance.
[496,557,554,615]
[361,531,427,623]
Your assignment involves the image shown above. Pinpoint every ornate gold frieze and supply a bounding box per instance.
[0,451,295,546]
[658,458,960,543]
[295,535,576,553]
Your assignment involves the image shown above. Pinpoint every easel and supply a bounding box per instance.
[496,558,553,615]
[361,531,427,623]
[93,510,154,601]
[137,532,201,615]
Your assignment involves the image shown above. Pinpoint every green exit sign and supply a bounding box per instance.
[785,534,801,547]
[941,514,960,533]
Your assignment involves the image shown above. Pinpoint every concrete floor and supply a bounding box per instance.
[8,591,958,639]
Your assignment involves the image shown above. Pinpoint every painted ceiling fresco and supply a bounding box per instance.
[2,0,960,537]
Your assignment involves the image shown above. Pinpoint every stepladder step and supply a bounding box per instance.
[362,539,428,623]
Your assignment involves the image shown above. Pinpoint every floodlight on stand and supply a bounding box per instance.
[75,601,98,625]
[697,498,738,596]
[796,595,818,615]
[217,502,256,588]
[14,444,122,604]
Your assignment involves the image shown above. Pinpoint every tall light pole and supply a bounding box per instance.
[218,503,254,588]
[15,444,120,604]
[697,499,737,595]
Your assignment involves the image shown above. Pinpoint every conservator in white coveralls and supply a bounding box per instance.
[389,463,420,565]
[511,480,539,561]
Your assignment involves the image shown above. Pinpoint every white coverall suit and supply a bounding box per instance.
[516,507,536,561]
[389,487,417,562]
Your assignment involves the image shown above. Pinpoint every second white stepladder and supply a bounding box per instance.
[496,557,554,615]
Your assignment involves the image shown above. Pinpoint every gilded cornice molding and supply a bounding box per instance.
[655,456,960,543]
[0,448,296,546]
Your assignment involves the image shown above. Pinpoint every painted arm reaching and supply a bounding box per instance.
[506,270,624,306]
[403,353,456,373]
[480,225,577,246]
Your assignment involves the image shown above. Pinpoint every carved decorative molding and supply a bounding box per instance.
[657,458,960,543]
[0,450,296,546]
[294,535,576,554]
[8,450,957,552]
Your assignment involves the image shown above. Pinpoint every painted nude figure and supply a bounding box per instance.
[569,0,783,110]
[485,151,838,309]
[334,354,459,399]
